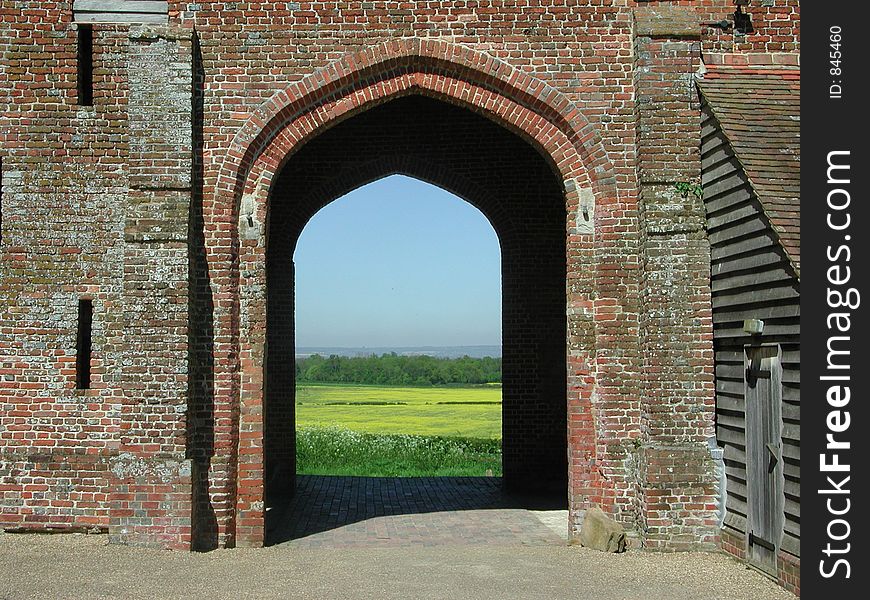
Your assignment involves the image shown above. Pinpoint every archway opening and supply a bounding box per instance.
[293,174,503,470]
[262,95,568,545]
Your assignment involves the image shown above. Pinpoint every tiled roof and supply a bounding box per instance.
[698,65,800,275]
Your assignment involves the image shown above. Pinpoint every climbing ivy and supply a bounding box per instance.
[674,181,704,200]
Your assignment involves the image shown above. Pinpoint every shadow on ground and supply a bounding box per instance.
[266,475,567,547]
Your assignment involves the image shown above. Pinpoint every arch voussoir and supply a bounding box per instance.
[218,40,617,207]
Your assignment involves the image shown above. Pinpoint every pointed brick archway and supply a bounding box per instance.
[199,38,711,550]
[207,39,616,547]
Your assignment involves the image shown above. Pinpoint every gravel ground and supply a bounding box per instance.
[0,532,796,600]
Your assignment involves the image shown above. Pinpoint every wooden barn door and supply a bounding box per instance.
[744,345,784,576]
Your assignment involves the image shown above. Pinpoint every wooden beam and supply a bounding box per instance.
[74,1,167,12]
[73,0,168,23]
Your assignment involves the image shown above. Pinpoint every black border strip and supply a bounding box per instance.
[803,3,869,596]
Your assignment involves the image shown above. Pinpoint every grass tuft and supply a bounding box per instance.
[296,425,502,477]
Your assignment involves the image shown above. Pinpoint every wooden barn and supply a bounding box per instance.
[697,65,800,589]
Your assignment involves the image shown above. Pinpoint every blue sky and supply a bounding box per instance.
[293,175,502,347]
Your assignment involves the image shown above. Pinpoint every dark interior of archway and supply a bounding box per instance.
[264,95,567,542]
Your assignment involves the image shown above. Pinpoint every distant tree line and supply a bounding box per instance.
[295,353,501,386]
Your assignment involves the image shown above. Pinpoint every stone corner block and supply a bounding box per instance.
[579,506,628,553]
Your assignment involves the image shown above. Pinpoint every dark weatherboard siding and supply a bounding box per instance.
[700,97,800,560]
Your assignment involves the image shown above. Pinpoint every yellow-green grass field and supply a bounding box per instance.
[295,383,502,439]
[295,383,502,477]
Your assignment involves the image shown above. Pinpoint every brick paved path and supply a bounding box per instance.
[266,476,568,548]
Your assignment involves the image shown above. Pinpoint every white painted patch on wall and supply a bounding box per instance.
[576,187,595,235]
[240,193,261,240]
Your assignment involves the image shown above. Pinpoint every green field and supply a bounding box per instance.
[295,383,502,476]
[296,383,502,439]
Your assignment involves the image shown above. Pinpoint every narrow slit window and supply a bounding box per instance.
[77,25,93,106]
[76,299,93,389]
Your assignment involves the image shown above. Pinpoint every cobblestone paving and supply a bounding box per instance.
[266,476,568,548]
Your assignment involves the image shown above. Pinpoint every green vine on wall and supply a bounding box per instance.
[674,181,704,200]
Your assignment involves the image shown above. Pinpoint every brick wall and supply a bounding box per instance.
[1,2,130,532]
[1,0,799,555]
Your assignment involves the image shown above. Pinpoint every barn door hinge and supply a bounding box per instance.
[745,355,771,388]
[748,531,776,552]
[766,442,781,473]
